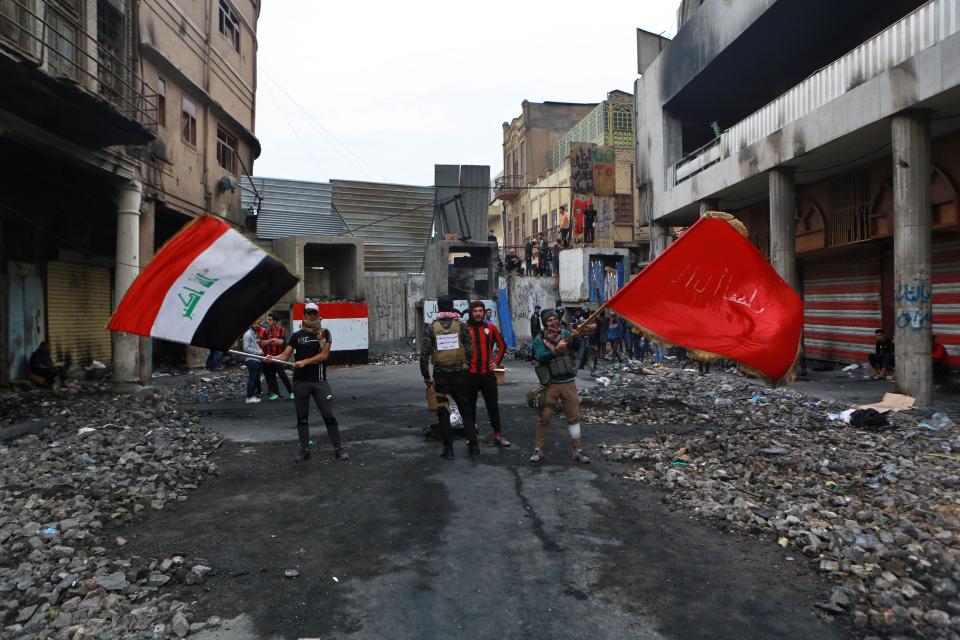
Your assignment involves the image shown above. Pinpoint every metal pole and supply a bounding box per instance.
[227,350,296,368]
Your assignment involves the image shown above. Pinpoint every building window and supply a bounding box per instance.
[512,151,519,177]
[96,1,124,97]
[615,194,633,224]
[157,78,166,127]
[216,125,239,174]
[181,97,197,146]
[541,214,547,233]
[45,8,79,79]
[218,0,241,52]
[520,141,526,177]
[532,218,538,235]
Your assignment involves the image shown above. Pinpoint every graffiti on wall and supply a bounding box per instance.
[592,147,616,196]
[570,143,595,194]
[593,196,615,248]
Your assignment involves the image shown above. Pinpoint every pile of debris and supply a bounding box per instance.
[368,352,418,366]
[587,365,960,638]
[0,389,222,637]
[161,370,248,405]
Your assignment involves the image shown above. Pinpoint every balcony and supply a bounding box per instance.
[670,0,960,187]
[494,174,524,200]
[0,0,158,148]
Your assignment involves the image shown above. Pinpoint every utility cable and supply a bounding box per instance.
[258,66,388,181]
[261,81,330,180]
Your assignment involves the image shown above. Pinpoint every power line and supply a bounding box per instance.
[258,66,388,181]
[262,81,330,180]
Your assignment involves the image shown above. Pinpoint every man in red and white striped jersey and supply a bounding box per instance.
[463,300,510,447]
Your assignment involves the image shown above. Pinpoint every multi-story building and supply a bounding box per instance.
[635,0,959,402]
[138,0,260,369]
[495,100,596,251]
[498,91,646,259]
[0,0,260,386]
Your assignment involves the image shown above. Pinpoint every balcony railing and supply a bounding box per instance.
[671,0,960,186]
[494,174,524,198]
[0,0,158,133]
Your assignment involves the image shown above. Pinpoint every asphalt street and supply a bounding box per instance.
[123,362,845,640]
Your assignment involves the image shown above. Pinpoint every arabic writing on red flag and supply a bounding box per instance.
[606,216,802,381]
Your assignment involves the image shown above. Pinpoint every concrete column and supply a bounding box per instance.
[649,222,673,259]
[892,112,933,405]
[113,180,141,389]
[138,201,155,385]
[769,168,798,289]
[699,199,719,217]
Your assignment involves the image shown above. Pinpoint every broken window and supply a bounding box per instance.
[216,124,238,174]
[181,96,197,146]
[218,0,241,52]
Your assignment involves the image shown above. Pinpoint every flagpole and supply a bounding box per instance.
[227,350,296,368]
[572,300,612,337]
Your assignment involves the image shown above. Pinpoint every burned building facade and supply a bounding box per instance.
[636,0,960,403]
[0,0,261,386]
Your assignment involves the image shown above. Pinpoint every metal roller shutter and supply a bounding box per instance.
[933,234,960,368]
[803,251,882,363]
[47,261,113,366]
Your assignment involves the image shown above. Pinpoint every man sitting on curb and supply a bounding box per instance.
[530,309,590,464]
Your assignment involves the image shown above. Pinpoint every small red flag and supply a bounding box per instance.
[607,215,802,381]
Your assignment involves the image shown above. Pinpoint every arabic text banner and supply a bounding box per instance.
[108,216,298,350]
[606,216,802,381]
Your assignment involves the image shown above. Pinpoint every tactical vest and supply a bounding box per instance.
[543,334,576,379]
[432,319,465,367]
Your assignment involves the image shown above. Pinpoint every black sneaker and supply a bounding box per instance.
[295,448,311,463]
[335,448,350,461]
[440,445,455,460]
[468,441,481,457]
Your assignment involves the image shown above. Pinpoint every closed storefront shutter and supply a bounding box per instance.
[47,261,113,366]
[803,250,882,363]
[933,233,960,368]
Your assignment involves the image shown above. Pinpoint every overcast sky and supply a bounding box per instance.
[253,1,680,186]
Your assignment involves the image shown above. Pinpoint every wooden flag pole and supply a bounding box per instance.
[571,300,613,337]
[227,349,296,368]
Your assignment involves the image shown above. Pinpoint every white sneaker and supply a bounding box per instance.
[245,397,261,404]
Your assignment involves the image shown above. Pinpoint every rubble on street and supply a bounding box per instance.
[368,352,418,366]
[585,361,960,638]
[0,385,223,638]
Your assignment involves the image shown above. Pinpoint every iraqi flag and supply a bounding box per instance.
[606,214,802,382]
[108,216,298,350]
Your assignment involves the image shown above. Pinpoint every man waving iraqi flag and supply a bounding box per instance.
[109,215,298,350]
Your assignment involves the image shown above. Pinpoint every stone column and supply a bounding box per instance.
[892,112,933,405]
[113,180,141,389]
[699,198,719,217]
[649,222,673,259]
[138,200,155,385]
[769,168,798,289]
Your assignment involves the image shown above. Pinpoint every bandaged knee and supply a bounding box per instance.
[567,422,581,439]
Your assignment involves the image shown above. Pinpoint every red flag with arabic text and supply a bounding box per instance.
[606,216,802,381]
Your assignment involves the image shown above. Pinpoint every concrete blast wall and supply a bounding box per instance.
[405,274,425,338]
[364,273,407,349]
[508,276,559,341]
